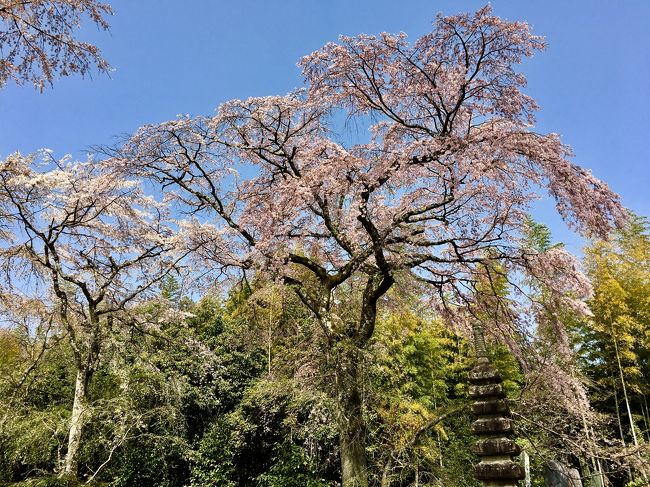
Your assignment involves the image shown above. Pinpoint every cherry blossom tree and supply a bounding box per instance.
[0,151,186,477]
[0,0,112,90]
[108,7,625,485]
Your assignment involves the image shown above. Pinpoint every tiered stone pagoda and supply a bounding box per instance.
[469,325,524,486]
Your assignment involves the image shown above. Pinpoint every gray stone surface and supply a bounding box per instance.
[544,460,583,487]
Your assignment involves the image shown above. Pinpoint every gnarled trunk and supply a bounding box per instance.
[62,366,91,476]
[319,274,392,486]
[335,343,368,487]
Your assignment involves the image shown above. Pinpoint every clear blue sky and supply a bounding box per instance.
[1,1,648,254]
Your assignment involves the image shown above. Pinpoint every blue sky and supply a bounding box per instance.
[1,0,648,254]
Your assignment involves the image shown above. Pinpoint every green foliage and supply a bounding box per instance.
[366,309,481,486]
[430,412,481,487]
[0,333,75,483]
[101,435,188,487]
[0,285,267,486]
[189,379,338,486]
[0,406,70,481]
[371,311,463,408]
[159,276,183,306]
[576,214,650,440]
[3,245,648,486]
[524,217,560,253]
[487,344,524,397]
[254,443,330,487]
[7,474,101,487]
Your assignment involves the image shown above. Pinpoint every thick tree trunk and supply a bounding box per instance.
[319,275,391,487]
[335,344,368,487]
[62,367,91,477]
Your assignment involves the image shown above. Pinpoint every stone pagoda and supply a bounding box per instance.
[469,324,524,486]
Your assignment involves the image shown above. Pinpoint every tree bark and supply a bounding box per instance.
[62,366,91,477]
[317,274,391,486]
[335,343,368,487]
[62,313,100,478]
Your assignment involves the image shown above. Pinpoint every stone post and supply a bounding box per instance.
[469,323,524,487]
